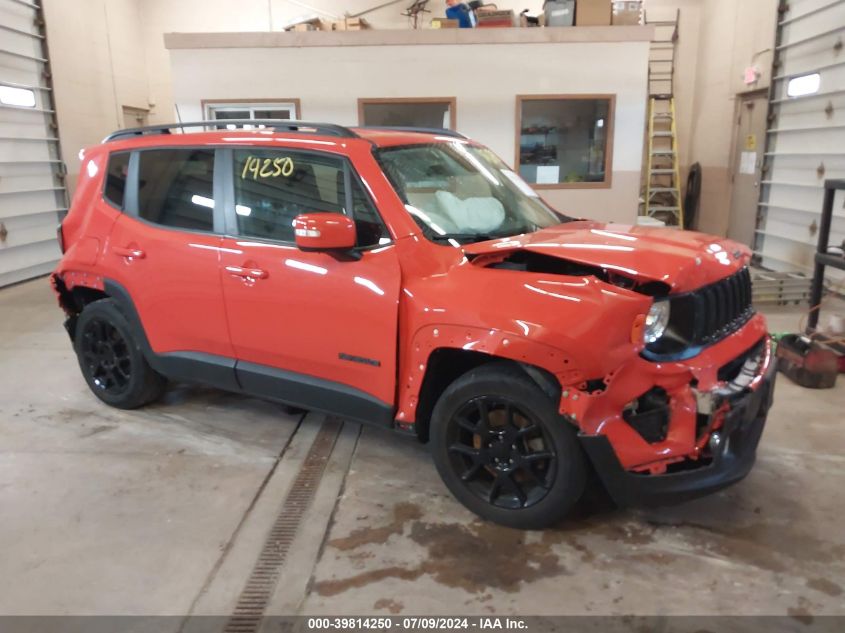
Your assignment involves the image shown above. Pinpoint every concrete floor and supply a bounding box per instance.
[1,278,843,617]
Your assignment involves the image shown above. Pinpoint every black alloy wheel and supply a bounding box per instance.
[447,396,556,509]
[430,363,587,529]
[73,298,166,409]
[80,318,133,396]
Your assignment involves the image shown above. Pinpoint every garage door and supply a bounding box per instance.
[0,0,67,287]
[756,0,845,285]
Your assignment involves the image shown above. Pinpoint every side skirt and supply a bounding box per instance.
[237,361,394,427]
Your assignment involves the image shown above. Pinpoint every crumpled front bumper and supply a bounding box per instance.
[578,336,777,507]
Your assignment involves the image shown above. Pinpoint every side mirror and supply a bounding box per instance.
[293,213,356,251]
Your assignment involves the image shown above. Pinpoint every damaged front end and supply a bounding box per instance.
[460,225,775,505]
[573,322,776,507]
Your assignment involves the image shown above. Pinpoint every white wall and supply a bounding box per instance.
[43,0,152,192]
[644,0,779,235]
[139,0,549,122]
[168,34,650,223]
[42,0,781,236]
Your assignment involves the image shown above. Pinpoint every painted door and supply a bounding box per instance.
[728,93,768,247]
[106,148,233,357]
[757,0,845,283]
[218,147,401,406]
[0,2,68,286]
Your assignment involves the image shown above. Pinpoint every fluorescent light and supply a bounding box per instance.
[596,118,605,128]
[0,85,36,108]
[235,204,252,216]
[191,195,215,208]
[787,73,820,98]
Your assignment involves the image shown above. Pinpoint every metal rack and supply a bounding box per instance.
[806,178,845,349]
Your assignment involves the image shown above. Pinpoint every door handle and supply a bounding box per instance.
[226,265,268,280]
[114,246,145,259]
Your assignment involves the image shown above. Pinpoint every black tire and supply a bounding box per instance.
[430,363,586,529]
[73,298,166,409]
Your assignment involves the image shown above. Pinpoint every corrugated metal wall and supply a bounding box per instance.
[756,0,845,285]
[0,0,66,287]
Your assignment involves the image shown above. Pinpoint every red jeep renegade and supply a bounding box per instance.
[52,121,776,528]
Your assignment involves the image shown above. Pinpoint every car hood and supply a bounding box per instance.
[463,220,750,292]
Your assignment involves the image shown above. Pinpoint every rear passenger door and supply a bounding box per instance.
[217,147,401,422]
[106,147,234,360]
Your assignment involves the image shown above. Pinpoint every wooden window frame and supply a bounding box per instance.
[357,97,457,130]
[515,94,615,190]
[201,98,302,121]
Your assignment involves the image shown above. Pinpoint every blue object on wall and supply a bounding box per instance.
[446,4,476,28]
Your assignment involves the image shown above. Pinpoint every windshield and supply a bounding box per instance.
[376,142,571,244]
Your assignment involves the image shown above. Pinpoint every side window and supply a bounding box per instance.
[232,149,391,247]
[350,177,390,247]
[233,150,345,242]
[137,149,215,231]
[104,152,130,209]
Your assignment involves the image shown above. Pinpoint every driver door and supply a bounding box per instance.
[217,147,401,424]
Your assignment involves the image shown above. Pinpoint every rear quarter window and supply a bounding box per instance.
[137,149,216,232]
[104,152,130,209]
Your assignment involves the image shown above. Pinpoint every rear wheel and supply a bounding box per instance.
[430,363,586,529]
[74,299,166,409]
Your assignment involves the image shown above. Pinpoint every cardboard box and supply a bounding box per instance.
[286,17,328,31]
[612,1,641,25]
[331,17,371,31]
[431,17,460,28]
[347,17,370,30]
[575,0,611,25]
[476,9,515,27]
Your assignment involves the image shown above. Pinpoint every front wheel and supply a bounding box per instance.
[430,363,586,529]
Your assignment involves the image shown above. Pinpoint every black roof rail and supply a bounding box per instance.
[102,119,359,143]
[357,126,467,139]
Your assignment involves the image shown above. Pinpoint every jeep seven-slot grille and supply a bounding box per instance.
[691,267,753,345]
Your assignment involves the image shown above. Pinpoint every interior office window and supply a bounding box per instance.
[205,101,299,129]
[104,152,130,208]
[359,99,455,129]
[137,149,215,231]
[516,96,613,187]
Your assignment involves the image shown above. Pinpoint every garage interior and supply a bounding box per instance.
[1,0,844,625]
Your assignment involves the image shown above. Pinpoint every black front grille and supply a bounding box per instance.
[644,267,755,360]
[691,267,754,346]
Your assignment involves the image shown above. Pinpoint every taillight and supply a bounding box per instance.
[56,223,65,253]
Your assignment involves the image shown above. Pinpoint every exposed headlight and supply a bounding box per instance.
[644,300,671,344]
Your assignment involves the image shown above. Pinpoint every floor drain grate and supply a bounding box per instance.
[224,417,342,633]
